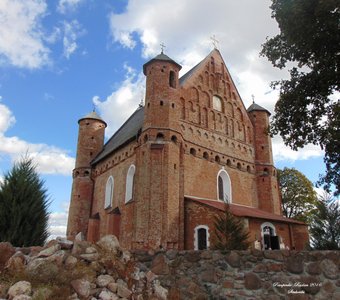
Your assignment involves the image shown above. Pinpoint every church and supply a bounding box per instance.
[67,48,309,251]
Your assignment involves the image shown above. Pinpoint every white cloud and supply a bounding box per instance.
[48,201,69,239]
[63,20,85,59]
[272,135,323,162]
[93,64,145,137]
[0,0,50,69]
[107,0,326,165]
[0,100,75,175]
[57,0,83,14]
[108,0,285,107]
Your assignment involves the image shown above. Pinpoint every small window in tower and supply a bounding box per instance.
[203,152,209,160]
[213,95,222,111]
[160,101,164,106]
[171,135,177,143]
[263,168,269,176]
[215,155,220,163]
[237,163,242,170]
[247,166,251,173]
[227,159,231,167]
[156,133,164,142]
[190,148,196,156]
[169,71,176,88]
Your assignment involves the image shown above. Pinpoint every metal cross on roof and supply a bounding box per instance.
[210,35,219,49]
[160,42,166,53]
[251,94,255,104]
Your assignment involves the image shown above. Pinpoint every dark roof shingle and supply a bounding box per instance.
[91,107,144,164]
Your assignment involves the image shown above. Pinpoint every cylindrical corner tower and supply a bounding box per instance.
[143,51,182,130]
[67,111,106,240]
[133,52,185,250]
[247,103,281,215]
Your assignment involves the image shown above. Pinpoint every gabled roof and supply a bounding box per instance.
[185,196,306,225]
[179,60,205,85]
[91,107,144,165]
[247,102,271,115]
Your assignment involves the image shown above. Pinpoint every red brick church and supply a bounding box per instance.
[67,48,309,251]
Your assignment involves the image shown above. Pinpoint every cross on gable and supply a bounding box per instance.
[160,42,166,53]
[210,35,219,49]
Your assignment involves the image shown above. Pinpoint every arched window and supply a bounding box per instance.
[105,176,114,209]
[125,165,135,203]
[194,225,210,250]
[217,169,232,203]
[213,95,222,111]
[169,71,176,88]
[261,222,279,250]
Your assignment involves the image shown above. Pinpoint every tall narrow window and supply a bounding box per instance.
[217,169,232,202]
[105,176,114,209]
[194,225,210,250]
[169,71,176,88]
[125,165,135,203]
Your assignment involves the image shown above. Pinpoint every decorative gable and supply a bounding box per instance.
[178,49,253,145]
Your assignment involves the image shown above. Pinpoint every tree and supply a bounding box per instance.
[278,167,318,223]
[309,193,340,250]
[0,157,50,246]
[213,203,250,250]
[261,0,340,195]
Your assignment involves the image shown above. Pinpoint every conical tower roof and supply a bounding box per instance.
[247,102,271,115]
[143,52,182,75]
[78,111,107,127]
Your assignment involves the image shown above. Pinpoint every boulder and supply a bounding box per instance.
[0,242,15,271]
[96,275,115,288]
[56,237,73,250]
[98,289,119,300]
[7,281,31,300]
[71,279,91,299]
[96,235,120,255]
[37,244,61,257]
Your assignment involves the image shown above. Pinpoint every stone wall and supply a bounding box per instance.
[1,237,339,299]
[133,249,340,299]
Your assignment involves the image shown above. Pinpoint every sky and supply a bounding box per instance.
[0,0,326,239]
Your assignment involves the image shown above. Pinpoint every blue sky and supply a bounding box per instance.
[0,0,326,238]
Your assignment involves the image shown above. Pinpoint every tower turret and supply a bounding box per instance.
[67,111,106,240]
[133,52,184,249]
[143,51,182,130]
[247,102,281,214]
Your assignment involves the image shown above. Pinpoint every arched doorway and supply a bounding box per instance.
[261,222,279,250]
[194,225,210,250]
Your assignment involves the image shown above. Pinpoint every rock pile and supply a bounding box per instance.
[0,235,167,300]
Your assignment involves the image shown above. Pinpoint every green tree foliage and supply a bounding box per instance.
[261,0,340,195]
[278,168,318,223]
[213,203,250,250]
[310,193,340,250]
[0,157,50,246]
